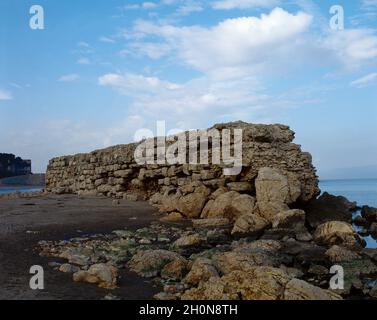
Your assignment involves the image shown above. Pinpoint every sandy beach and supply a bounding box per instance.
[0,194,161,300]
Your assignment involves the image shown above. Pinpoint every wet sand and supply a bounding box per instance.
[0,194,162,300]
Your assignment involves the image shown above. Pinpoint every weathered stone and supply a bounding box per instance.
[161,258,189,280]
[361,206,377,222]
[73,263,118,289]
[182,267,292,300]
[314,221,361,249]
[128,250,183,278]
[160,212,185,223]
[231,214,269,236]
[192,218,231,229]
[184,258,219,286]
[46,122,319,213]
[201,191,256,222]
[305,192,357,228]
[173,234,203,248]
[226,182,252,192]
[59,263,80,273]
[283,279,342,300]
[325,245,361,263]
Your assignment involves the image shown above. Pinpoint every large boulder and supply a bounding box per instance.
[212,242,288,275]
[73,263,118,289]
[231,213,269,236]
[128,250,184,278]
[255,167,301,222]
[283,279,342,300]
[305,192,357,229]
[313,221,361,249]
[201,191,256,222]
[361,206,377,223]
[182,267,291,300]
[153,183,211,218]
[184,258,219,286]
[176,184,211,218]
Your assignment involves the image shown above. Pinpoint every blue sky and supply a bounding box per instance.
[0,0,377,179]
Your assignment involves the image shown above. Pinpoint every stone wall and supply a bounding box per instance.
[46,122,320,224]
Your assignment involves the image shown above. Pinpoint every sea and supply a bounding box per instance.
[0,187,43,194]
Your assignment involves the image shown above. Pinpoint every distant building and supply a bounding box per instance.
[0,153,32,178]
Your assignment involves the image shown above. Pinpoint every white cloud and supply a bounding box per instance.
[58,74,80,82]
[322,29,377,69]
[124,2,158,10]
[350,72,377,87]
[127,42,172,59]
[132,8,313,79]
[99,36,115,43]
[212,0,279,10]
[98,73,182,95]
[0,89,12,100]
[176,2,204,15]
[77,57,91,65]
[363,0,377,8]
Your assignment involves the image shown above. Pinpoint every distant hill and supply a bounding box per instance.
[0,174,45,187]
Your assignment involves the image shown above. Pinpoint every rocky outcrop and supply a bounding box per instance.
[46,121,319,209]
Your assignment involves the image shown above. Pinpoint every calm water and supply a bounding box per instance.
[319,179,377,248]
[0,187,42,194]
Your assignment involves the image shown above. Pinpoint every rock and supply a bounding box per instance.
[184,258,219,286]
[59,263,80,273]
[283,279,342,300]
[308,264,328,276]
[271,209,312,241]
[369,222,377,236]
[281,239,327,265]
[325,245,361,263]
[181,276,238,300]
[370,283,377,298]
[305,192,357,228]
[173,234,203,248]
[192,218,231,229]
[176,184,211,218]
[353,215,368,226]
[226,182,253,192]
[154,292,178,300]
[212,244,287,275]
[255,168,302,222]
[231,214,269,236]
[201,191,256,222]
[128,250,183,278]
[272,209,306,230]
[361,206,377,222]
[60,249,91,266]
[256,167,298,204]
[161,258,189,280]
[73,263,118,289]
[160,212,185,223]
[314,221,361,249]
[182,267,292,300]
[231,239,282,252]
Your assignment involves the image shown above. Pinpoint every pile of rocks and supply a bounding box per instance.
[354,206,377,238]
[37,197,377,300]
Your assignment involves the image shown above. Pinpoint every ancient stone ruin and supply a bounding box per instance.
[46,121,319,235]
[42,122,377,300]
